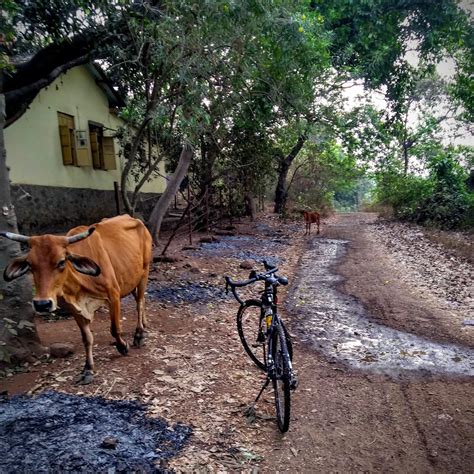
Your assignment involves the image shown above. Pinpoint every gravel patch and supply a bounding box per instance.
[370,221,473,313]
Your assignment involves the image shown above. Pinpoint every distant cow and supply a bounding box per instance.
[1,215,152,384]
[302,210,320,235]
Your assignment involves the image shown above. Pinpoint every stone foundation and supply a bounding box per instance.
[11,184,161,234]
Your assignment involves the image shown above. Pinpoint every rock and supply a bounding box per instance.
[214,230,235,236]
[199,237,213,243]
[49,342,74,358]
[184,263,200,273]
[240,260,254,270]
[153,255,180,263]
[100,436,119,449]
[182,245,198,251]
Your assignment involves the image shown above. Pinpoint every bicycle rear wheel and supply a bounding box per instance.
[272,321,291,432]
[237,300,266,371]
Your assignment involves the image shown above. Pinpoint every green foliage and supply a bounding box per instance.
[374,170,434,219]
[415,154,471,229]
[289,141,363,212]
[374,150,473,230]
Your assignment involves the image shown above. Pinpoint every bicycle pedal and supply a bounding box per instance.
[290,375,298,390]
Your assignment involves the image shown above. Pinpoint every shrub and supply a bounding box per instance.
[414,156,470,229]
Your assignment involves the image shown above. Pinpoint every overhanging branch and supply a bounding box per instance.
[3,28,109,126]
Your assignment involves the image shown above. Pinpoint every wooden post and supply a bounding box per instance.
[219,189,223,221]
[229,190,233,226]
[113,181,122,215]
[188,184,193,244]
[205,185,210,234]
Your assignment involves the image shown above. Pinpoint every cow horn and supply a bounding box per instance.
[0,231,31,243]
[66,227,96,244]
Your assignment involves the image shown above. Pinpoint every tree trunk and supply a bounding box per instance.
[120,117,153,215]
[273,135,307,215]
[244,192,257,221]
[403,142,409,175]
[0,88,42,365]
[148,144,193,244]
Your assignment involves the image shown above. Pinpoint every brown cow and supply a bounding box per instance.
[302,210,320,235]
[1,215,152,384]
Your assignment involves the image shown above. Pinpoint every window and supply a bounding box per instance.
[58,112,77,166]
[57,112,92,167]
[89,122,116,170]
[57,112,116,170]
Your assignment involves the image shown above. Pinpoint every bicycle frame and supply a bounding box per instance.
[262,280,279,374]
[227,273,293,376]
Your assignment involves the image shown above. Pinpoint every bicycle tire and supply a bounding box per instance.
[272,321,291,432]
[237,299,266,371]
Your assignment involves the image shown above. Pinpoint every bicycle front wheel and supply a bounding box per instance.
[237,299,266,371]
[273,321,291,432]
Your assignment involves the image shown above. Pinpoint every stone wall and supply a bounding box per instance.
[11,184,161,234]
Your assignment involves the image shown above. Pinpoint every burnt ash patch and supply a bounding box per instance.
[147,281,229,305]
[0,391,191,474]
[193,235,287,265]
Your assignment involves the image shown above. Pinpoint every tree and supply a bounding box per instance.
[271,0,473,214]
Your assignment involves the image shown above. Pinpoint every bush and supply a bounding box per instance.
[374,154,472,230]
[414,156,471,229]
[374,171,433,219]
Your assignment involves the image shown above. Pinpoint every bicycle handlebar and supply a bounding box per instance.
[224,261,288,305]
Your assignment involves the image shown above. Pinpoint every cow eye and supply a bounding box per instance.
[57,259,66,269]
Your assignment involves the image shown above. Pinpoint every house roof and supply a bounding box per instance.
[85,63,126,109]
[5,57,126,127]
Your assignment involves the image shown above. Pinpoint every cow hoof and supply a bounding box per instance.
[115,341,129,356]
[133,331,145,348]
[75,370,94,385]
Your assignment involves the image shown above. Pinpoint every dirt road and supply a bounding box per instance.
[1,212,473,472]
[266,213,473,472]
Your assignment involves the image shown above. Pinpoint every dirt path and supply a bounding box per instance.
[1,212,473,472]
[265,213,473,472]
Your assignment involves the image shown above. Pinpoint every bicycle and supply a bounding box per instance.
[225,260,297,432]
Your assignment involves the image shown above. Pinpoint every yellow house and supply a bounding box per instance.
[5,63,166,233]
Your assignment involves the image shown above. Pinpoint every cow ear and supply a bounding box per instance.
[67,254,101,277]
[4,257,30,282]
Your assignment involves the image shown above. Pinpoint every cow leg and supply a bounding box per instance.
[317,219,320,235]
[109,291,129,355]
[133,274,148,347]
[74,314,95,385]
